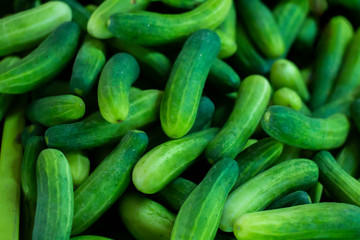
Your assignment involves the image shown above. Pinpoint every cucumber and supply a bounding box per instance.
[0,22,81,94]
[266,191,312,210]
[132,128,218,194]
[32,149,73,240]
[55,0,91,30]
[119,192,175,240]
[294,16,319,51]
[108,0,231,46]
[312,95,354,118]
[206,58,240,93]
[161,0,205,9]
[21,124,44,145]
[0,1,72,56]
[261,106,350,150]
[98,53,140,123]
[220,159,319,232]
[71,236,112,240]
[234,203,360,240]
[336,136,360,177]
[205,75,271,163]
[71,130,148,235]
[313,151,360,206]
[272,88,311,116]
[160,29,220,139]
[308,181,324,203]
[70,35,106,97]
[26,94,86,127]
[171,158,239,240]
[351,98,360,131]
[45,88,162,151]
[64,151,90,189]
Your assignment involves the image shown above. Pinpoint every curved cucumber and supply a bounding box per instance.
[71,130,148,235]
[33,149,73,240]
[171,158,239,240]
[64,151,90,189]
[0,22,81,94]
[56,0,91,30]
[108,0,231,46]
[160,29,220,139]
[205,75,271,163]
[272,88,311,116]
[220,159,319,232]
[207,58,240,93]
[266,190,312,210]
[261,105,350,150]
[132,128,219,194]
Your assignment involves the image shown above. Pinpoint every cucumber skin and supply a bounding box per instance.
[261,106,349,150]
[266,191,312,210]
[0,22,81,94]
[71,130,148,235]
[205,75,271,164]
[220,159,319,232]
[234,203,360,240]
[171,158,239,240]
[32,149,73,240]
[160,29,220,139]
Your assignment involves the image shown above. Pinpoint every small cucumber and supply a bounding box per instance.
[336,136,360,177]
[98,53,140,123]
[71,130,148,235]
[220,159,319,232]
[266,191,312,210]
[205,75,271,163]
[56,0,92,30]
[64,151,90,189]
[261,105,350,150]
[171,158,239,240]
[160,29,220,139]
[206,58,240,93]
[294,16,319,50]
[32,149,73,240]
[132,128,218,194]
[272,88,311,116]
[234,203,360,240]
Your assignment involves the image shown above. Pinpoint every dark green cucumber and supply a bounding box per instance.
[336,136,360,177]
[266,191,312,210]
[71,130,148,235]
[21,124,44,145]
[45,88,162,151]
[98,53,140,123]
[220,159,319,232]
[55,0,91,30]
[234,203,360,240]
[64,151,90,189]
[313,151,360,206]
[294,16,319,50]
[71,236,112,240]
[272,88,311,116]
[108,0,231,46]
[351,98,360,131]
[0,22,81,94]
[160,29,220,139]
[312,95,354,118]
[70,35,106,97]
[161,0,205,9]
[33,149,73,240]
[206,58,240,93]
[171,158,239,240]
[205,75,271,163]
[261,106,350,150]
[233,138,284,189]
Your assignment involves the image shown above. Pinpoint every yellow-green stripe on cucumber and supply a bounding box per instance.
[171,158,239,240]
[64,151,90,189]
[266,190,312,210]
[220,159,318,232]
[32,149,73,240]
[272,88,311,116]
[205,75,271,164]
[261,106,349,150]
[160,29,220,139]
[71,130,148,235]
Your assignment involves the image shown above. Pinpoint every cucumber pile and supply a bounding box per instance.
[2,0,360,239]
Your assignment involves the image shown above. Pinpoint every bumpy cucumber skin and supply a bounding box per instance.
[0,22,81,94]
[45,89,162,151]
[32,149,73,240]
[108,0,231,46]
[71,130,148,235]
[234,203,360,240]
[171,158,239,240]
[207,58,240,93]
[98,53,140,123]
[56,0,91,30]
[261,106,349,150]
[220,159,319,232]
[132,128,219,194]
[160,29,220,139]
[266,191,312,210]
[205,75,271,164]
[64,151,90,189]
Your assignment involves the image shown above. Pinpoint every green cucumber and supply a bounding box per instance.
[294,16,319,50]
[234,203,360,240]
[133,128,218,194]
[0,1,72,56]
[71,236,112,240]
[45,88,162,151]
[70,35,106,97]
[64,151,90,189]
[32,149,73,240]
[71,130,148,235]
[312,95,354,118]
[272,88,311,116]
[336,136,360,177]
[21,124,44,145]
[56,0,91,30]
[308,181,323,203]
[205,75,271,163]
[161,0,205,9]
[171,158,239,240]
[261,106,350,150]
[351,98,360,131]
[266,191,312,210]
[206,58,240,93]
[220,159,319,232]
[108,0,231,46]
[313,151,360,206]
[119,192,175,240]
[0,22,81,94]
[98,53,140,123]
[160,29,220,139]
